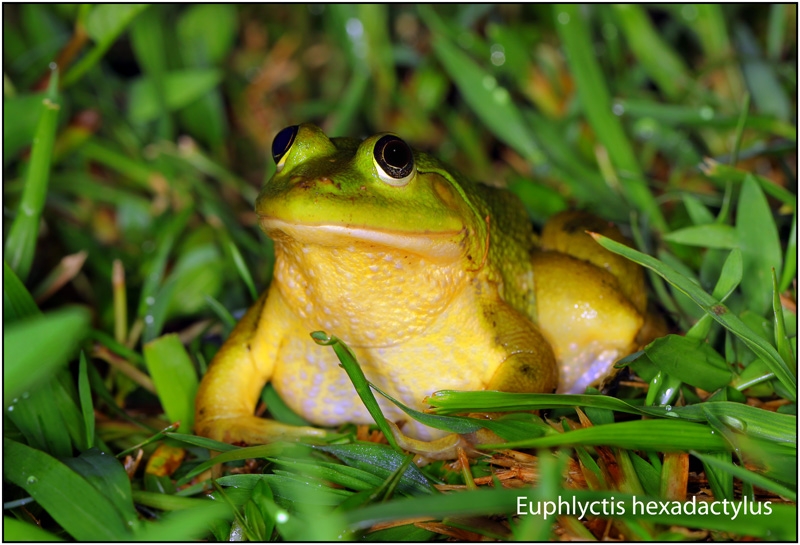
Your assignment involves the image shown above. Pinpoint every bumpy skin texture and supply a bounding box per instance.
[195,124,646,446]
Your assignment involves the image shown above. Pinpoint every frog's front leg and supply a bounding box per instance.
[195,288,326,444]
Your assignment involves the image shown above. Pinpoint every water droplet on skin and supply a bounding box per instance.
[27,476,38,485]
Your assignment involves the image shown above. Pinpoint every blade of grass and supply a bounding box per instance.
[143,334,200,433]
[700,159,796,209]
[771,270,795,368]
[555,4,666,231]
[62,4,148,88]
[591,233,797,400]
[133,500,233,541]
[77,352,95,450]
[616,99,796,139]
[692,450,795,501]
[663,224,738,248]
[612,5,691,99]
[5,67,60,280]
[421,6,540,164]
[311,331,400,451]
[4,438,131,540]
[778,212,796,292]
[478,419,728,451]
[736,176,783,316]
[4,306,90,402]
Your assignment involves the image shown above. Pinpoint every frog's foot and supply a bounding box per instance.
[387,421,476,461]
[195,415,327,446]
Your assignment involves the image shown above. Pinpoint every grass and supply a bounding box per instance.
[3,4,796,541]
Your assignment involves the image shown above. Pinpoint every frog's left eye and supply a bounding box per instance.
[373,135,415,186]
[272,125,298,171]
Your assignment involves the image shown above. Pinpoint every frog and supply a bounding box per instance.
[195,123,647,455]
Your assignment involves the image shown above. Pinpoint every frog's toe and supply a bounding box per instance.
[388,421,474,461]
[196,415,327,446]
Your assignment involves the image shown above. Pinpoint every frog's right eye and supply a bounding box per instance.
[272,125,298,171]
[373,135,415,187]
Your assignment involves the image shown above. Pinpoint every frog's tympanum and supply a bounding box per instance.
[195,124,647,454]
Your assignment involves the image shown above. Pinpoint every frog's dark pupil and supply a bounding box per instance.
[272,125,298,163]
[375,135,413,179]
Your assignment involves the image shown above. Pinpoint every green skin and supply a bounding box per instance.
[195,123,645,457]
[257,124,537,320]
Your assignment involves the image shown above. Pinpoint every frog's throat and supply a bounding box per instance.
[259,216,466,261]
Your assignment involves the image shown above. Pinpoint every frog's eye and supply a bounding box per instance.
[272,125,298,171]
[373,135,415,187]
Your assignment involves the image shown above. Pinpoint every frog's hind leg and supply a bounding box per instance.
[532,251,644,394]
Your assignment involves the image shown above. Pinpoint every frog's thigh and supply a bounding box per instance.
[540,210,646,313]
[485,302,558,394]
[532,251,643,394]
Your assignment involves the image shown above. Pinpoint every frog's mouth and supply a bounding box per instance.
[259,216,466,262]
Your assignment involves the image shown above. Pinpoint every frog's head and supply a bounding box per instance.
[256,124,488,268]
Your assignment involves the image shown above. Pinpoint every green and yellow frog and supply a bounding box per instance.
[195,124,647,453]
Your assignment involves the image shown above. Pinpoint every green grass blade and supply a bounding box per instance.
[311,331,400,451]
[181,443,290,482]
[736,176,783,316]
[779,212,796,292]
[772,269,795,368]
[735,24,791,121]
[62,448,139,528]
[4,307,90,403]
[317,443,434,496]
[591,234,797,400]
[692,451,795,501]
[554,4,665,231]
[479,419,728,452]
[143,334,200,433]
[663,224,738,248]
[700,159,796,209]
[62,4,148,88]
[612,5,690,99]
[3,261,40,322]
[4,68,60,281]
[644,335,732,391]
[222,233,257,301]
[133,500,233,541]
[4,438,131,540]
[77,352,95,450]
[421,7,539,164]
[3,517,62,541]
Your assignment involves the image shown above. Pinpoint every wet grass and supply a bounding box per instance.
[3,4,796,541]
